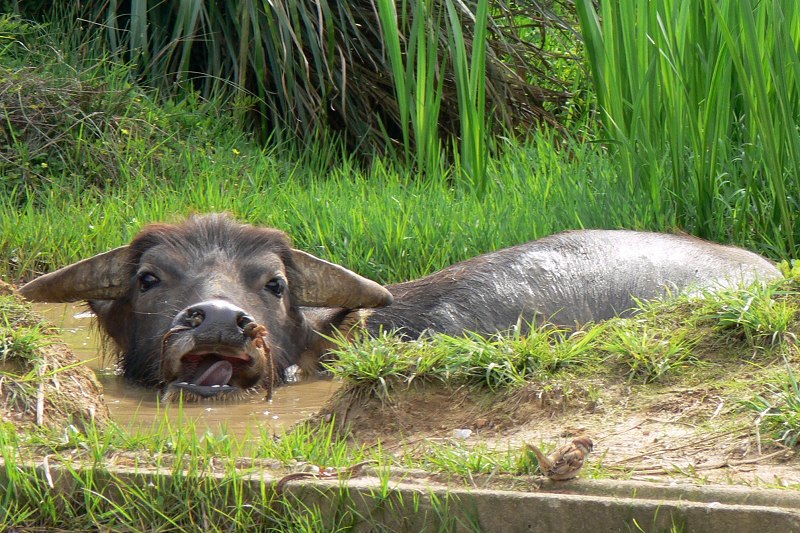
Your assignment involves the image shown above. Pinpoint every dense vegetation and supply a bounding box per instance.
[0,5,605,284]
[2,2,800,530]
[578,0,800,256]
[3,1,800,284]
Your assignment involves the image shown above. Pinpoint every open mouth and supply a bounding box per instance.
[161,316,272,401]
[166,348,253,398]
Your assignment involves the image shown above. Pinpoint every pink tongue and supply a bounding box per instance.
[195,361,234,387]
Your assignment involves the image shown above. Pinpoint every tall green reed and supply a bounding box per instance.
[375,0,489,189]
[375,0,445,178]
[577,0,800,257]
[446,0,489,193]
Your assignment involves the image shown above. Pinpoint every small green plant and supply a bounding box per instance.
[256,419,370,468]
[457,325,602,389]
[603,324,700,384]
[0,297,49,412]
[707,284,797,347]
[442,332,532,390]
[413,440,536,478]
[630,513,687,533]
[0,321,49,363]
[777,259,800,280]
[533,325,607,375]
[325,331,416,400]
[427,442,497,477]
[743,362,800,447]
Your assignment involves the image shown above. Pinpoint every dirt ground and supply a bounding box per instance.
[320,377,800,489]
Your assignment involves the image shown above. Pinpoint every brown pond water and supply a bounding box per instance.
[33,303,340,439]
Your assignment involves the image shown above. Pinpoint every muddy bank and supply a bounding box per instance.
[314,281,800,488]
[0,281,109,431]
[320,375,799,488]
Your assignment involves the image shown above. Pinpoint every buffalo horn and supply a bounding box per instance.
[288,249,393,308]
[19,246,132,302]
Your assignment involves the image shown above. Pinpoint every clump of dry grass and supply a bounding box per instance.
[0,66,125,190]
[64,0,579,161]
[0,15,187,198]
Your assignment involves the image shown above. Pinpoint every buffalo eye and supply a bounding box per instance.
[138,272,160,292]
[264,277,286,297]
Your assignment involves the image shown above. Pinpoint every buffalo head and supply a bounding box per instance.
[20,214,392,400]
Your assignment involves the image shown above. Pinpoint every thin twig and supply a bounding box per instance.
[273,460,376,495]
[36,364,45,427]
[624,448,794,475]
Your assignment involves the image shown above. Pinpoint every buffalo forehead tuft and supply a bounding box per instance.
[128,215,295,272]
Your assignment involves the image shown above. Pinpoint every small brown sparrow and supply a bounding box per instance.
[525,436,593,481]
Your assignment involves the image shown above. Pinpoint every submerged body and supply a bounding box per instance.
[20,215,781,400]
[365,230,780,337]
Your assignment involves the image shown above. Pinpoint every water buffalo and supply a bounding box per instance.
[20,214,781,400]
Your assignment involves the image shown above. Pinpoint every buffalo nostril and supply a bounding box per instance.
[182,308,205,328]
[237,312,255,330]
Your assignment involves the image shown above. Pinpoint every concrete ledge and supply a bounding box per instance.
[2,460,798,532]
[284,475,800,532]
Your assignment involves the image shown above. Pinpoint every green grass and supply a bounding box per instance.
[326,324,605,396]
[706,283,798,347]
[0,414,475,532]
[409,440,536,478]
[0,296,52,362]
[577,0,800,259]
[2,125,640,285]
[330,279,800,395]
[602,324,701,384]
[743,362,800,448]
[0,295,57,418]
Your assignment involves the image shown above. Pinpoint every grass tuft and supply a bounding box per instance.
[706,284,798,348]
[743,361,800,447]
[0,296,52,363]
[328,324,604,396]
[602,324,701,384]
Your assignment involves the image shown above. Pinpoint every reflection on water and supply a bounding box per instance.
[33,303,339,438]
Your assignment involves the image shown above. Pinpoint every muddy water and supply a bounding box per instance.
[33,303,339,438]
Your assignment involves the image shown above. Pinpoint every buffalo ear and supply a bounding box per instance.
[287,249,393,309]
[19,246,132,302]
